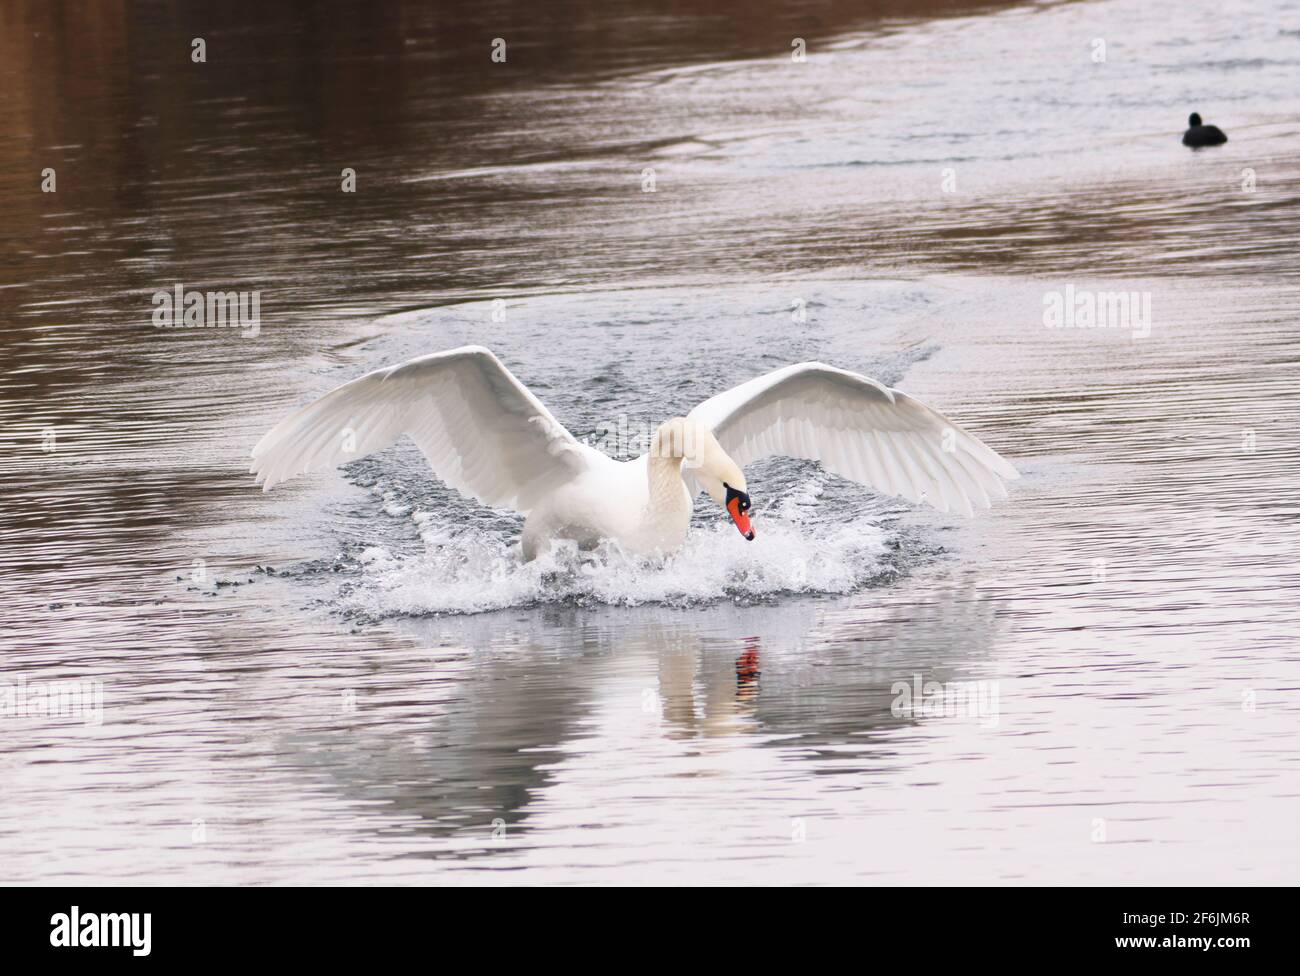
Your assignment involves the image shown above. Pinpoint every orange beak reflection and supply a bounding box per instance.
[726,495,755,541]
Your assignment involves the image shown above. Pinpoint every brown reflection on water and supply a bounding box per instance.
[0,0,1033,355]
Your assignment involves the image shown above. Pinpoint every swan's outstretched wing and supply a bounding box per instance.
[687,362,1018,516]
[251,345,590,513]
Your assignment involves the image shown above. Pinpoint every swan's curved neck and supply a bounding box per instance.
[646,450,687,501]
[648,416,744,506]
[643,418,698,529]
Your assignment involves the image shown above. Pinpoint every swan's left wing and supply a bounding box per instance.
[687,362,1019,516]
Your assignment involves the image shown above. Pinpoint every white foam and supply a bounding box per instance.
[341,499,892,618]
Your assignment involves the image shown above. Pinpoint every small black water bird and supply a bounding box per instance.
[1182,112,1228,148]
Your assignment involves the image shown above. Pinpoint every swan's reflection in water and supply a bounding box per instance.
[270,583,1004,855]
[735,639,761,704]
[655,629,765,738]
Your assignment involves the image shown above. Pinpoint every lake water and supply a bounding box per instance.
[2,0,1298,883]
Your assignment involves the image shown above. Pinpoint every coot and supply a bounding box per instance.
[1183,112,1228,147]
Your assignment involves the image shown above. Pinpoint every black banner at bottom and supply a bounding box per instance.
[0,887,1281,963]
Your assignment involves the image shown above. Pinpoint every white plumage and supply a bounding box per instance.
[687,361,1018,517]
[251,346,1018,558]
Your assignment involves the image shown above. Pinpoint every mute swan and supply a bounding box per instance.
[1182,112,1227,147]
[250,346,1018,560]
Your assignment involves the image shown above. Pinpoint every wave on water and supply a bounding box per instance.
[336,478,902,618]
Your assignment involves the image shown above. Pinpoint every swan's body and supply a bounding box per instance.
[519,452,693,560]
[251,346,1019,559]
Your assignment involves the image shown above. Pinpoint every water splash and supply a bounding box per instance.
[338,488,896,618]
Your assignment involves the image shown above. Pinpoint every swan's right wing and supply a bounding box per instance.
[688,362,1018,516]
[251,345,590,514]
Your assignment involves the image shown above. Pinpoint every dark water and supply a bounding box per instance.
[2,0,1299,883]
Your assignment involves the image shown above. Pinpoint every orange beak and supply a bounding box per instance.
[727,496,755,541]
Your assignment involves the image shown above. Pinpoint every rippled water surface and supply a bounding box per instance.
[2,0,1299,883]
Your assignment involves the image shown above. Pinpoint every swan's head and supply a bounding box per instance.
[723,481,754,540]
[654,417,755,541]
[1188,112,1202,127]
[693,465,753,540]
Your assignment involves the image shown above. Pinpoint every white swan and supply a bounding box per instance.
[250,345,1019,559]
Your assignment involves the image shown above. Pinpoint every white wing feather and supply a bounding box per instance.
[687,362,1018,516]
[250,345,590,513]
